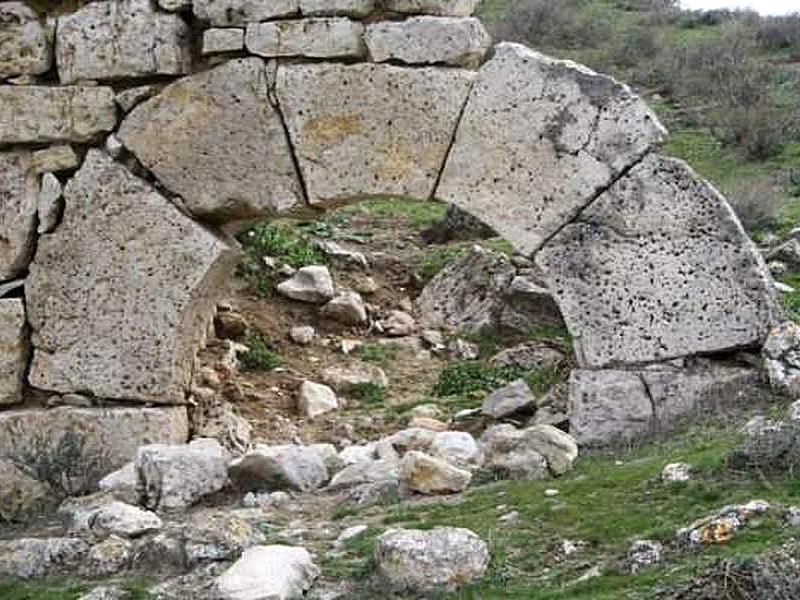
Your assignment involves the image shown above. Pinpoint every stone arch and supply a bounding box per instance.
[0,0,778,433]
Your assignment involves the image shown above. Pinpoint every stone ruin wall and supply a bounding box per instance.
[0,0,783,502]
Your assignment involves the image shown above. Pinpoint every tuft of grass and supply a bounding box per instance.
[357,343,399,367]
[238,334,282,371]
[0,580,88,600]
[431,361,566,398]
[415,244,469,285]
[346,382,387,405]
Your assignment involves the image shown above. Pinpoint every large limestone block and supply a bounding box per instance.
[276,62,474,205]
[245,18,365,59]
[194,0,299,26]
[0,298,28,405]
[26,150,238,404]
[0,2,52,80]
[537,155,779,368]
[383,0,480,16]
[0,151,38,281]
[0,406,188,499]
[436,43,666,256]
[118,58,303,222]
[299,0,373,17]
[365,17,490,68]
[55,0,191,84]
[0,85,116,144]
[215,545,320,600]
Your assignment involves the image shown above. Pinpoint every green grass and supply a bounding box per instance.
[347,382,388,405]
[238,334,282,371]
[333,196,448,231]
[357,343,400,367]
[326,423,800,598]
[0,577,153,600]
[432,360,566,398]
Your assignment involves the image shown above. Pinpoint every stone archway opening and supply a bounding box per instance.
[0,0,781,521]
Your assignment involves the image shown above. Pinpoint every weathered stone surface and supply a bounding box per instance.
[764,321,800,398]
[202,28,245,54]
[26,150,238,403]
[0,537,89,579]
[137,438,230,511]
[299,0,373,17]
[0,85,116,144]
[0,151,37,281]
[0,458,53,521]
[37,172,62,234]
[276,62,473,205]
[98,462,137,504]
[245,18,365,59]
[321,362,388,391]
[385,0,479,16]
[399,450,471,494]
[0,406,188,500]
[522,424,578,476]
[119,58,303,222]
[482,379,536,419]
[429,431,482,469]
[538,155,778,368]
[89,501,163,538]
[568,369,653,446]
[85,534,131,576]
[56,0,191,84]
[115,84,160,112]
[321,291,367,324]
[375,527,489,593]
[662,462,692,482]
[490,342,565,371]
[177,509,266,565]
[215,545,320,600]
[297,381,338,418]
[480,424,575,478]
[30,145,80,174]
[158,0,192,10]
[417,246,562,334]
[437,42,666,256]
[0,298,27,405]
[0,2,52,80]
[231,444,330,492]
[328,459,398,490]
[366,17,490,68]
[277,265,335,303]
[194,0,299,25]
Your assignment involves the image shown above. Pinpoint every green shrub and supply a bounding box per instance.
[238,334,282,371]
[347,382,387,404]
[433,360,567,398]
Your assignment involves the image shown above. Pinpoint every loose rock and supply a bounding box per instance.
[298,381,339,418]
[277,266,336,303]
[214,545,320,600]
[399,450,472,494]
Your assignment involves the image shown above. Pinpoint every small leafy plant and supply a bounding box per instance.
[347,382,387,405]
[238,334,282,371]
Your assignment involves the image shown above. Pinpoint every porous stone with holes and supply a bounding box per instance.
[0,2,52,80]
[244,18,365,59]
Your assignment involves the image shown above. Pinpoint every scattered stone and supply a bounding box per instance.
[214,310,248,340]
[627,539,662,574]
[662,462,692,483]
[480,424,548,480]
[678,501,771,548]
[321,291,368,325]
[137,438,230,511]
[276,61,474,205]
[375,527,489,593]
[365,16,490,68]
[537,155,778,368]
[336,525,369,546]
[119,58,303,222]
[37,172,63,234]
[89,501,162,538]
[380,310,416,337]
[429,431,482,469]
[764,321,800,398]
[321,363,388,392]
[242,491,291,509]
[56,0,191,84]
[104,134,124,159]
[214,545,320,600]
[449,337,479,360]
[399,451,472,494]
[179,509,266,565]
[290,325,315,345]
[298,381,339,418]
[531,382,569,428]
[0,85,116,144]
[245,18,365,59]
[437,42,665,256]
[26,151,237,403]
[544,488,559,497]
[352,275,379,294]
[784,506,800,527]
[0,2,52,80]
[98,462,137,504]
[408,416,448,432]
[0,537,89,579]
[387,427,436,453]
[408,403,444,420]
[202,27,245,54]
[85,535,132,576]
[277,266,336,303]
[30,145,80,174]
[328,459,399,491]
[482,379,537,419]
[490,343,565,371]
[231,444,330,492]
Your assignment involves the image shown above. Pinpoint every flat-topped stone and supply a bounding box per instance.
[56,0,191,84]
[365,16,490,68]
[384,0,480,16]
[202,28,245,54]
[0,2,52,81]
[299,0,373,17]
[0,85,116,144]
[276,62,473,205]
[26,150,238,403]
[537,155,779,368]
[436,42,666,256]
[119,58,303,222]
[194,0,299,26]
[245,18,365,59]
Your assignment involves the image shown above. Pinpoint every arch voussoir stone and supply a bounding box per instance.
[435,42,667,257]
[26,150,238,404]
